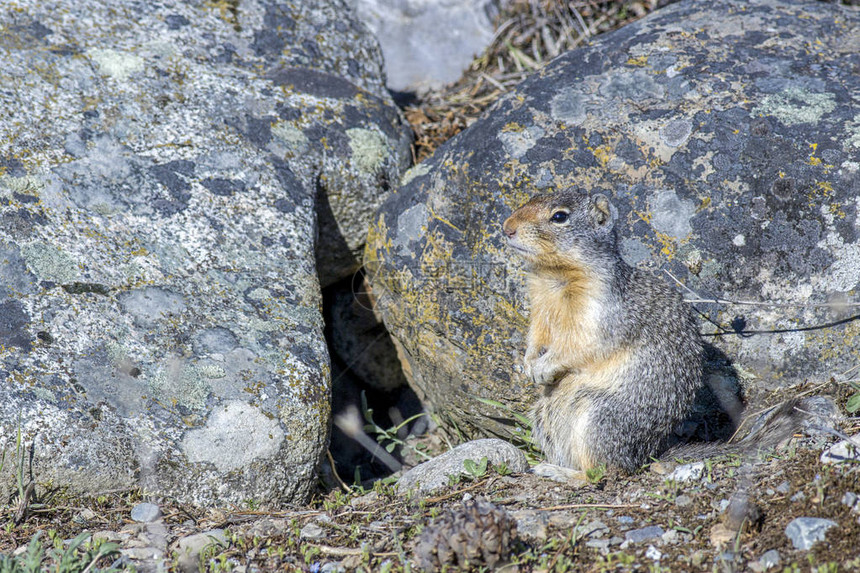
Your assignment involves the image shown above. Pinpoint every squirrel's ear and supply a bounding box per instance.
[590,194,617,230]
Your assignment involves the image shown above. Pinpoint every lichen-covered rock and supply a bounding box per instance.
[365,0,860,439]
[0,0,409,506]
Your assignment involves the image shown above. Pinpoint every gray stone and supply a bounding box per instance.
[759,549,781,570]
[511,509,549,542]
[624,526,665,544]
[348,0,501,92]
[577,520,609,538]
[397,438,528,493]
[784,517,837,550]
[667,463,705,483]
[365,0,860,443]
[130,502,162,523]
[0,0,410,506]
[841,492,859,511]
[300,522,327,541]
[820,434,860,464]
[645,545,662,561]
[585,538,610,551]
[674,495,692,507]
[176,530,228,573]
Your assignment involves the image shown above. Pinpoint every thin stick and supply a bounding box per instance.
[536,503,638,511]
[327,449,352,494]
[424,480,488,504]
[664,270,860,308]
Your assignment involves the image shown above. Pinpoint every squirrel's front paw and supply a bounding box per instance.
[527,352,568,386]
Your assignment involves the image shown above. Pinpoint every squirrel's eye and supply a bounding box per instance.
[550,211,569,224]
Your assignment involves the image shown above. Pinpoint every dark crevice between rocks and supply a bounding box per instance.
[314,174,357,289]
[319,271,427,491]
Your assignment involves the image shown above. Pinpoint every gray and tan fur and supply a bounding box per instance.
[504,190,839,474]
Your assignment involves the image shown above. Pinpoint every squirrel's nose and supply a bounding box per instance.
[503,217,517,238]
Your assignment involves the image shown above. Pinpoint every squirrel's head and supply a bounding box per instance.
[502,190,619,272]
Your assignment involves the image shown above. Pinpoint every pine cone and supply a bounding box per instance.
[413,498,517,571]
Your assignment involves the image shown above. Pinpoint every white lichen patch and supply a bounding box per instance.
[271,121,309,152]
[20,241,80,283]
[246,287,272,301]
[844,114,860,151]
[196,363,226,379]
[815,230,860,293]
[400,163,430,187]
[733,234,746,247]
[346,128,389,173]
[0,175,45,198]
[550,87,590,125]
[88,48,145,80]
[181,401,284,472]
[648,189,696,239]
[499,125,544,159]
[750,87,836,126]
[148,358,211,411]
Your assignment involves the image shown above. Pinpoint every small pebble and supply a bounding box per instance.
[667,462,704,483]
[616,515,634,525]
[300,522,327,541]
[674,494,692,507]
[776,481,791,494]
[645,545,662,560]
[585,538,610,551]
[841,491,858,511]
[130,502,162,523]
[820,435,860,465]
[624,526,664,543]
[790,491,805,503]
[759,549,781,570]
[784,517,837,550]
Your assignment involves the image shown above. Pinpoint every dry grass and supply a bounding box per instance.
[404,0,669,163]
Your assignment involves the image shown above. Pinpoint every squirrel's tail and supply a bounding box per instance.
[663,395,840,462]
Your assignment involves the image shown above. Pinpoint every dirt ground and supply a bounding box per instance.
[1,404,857,572]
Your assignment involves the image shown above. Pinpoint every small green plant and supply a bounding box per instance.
[462,457,489,480]
[494,460,512,476]
[847,381,860,413]
[471,396,543,464]
[0,531,123,573]
[585,464,606,484]
[360,392,431,461]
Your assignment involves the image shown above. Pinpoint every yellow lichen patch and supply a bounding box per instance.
[654,230,677,259]
[697,196,712,212]
[501,122,525,133]
[591,145,613,167]
[828,203,846,219]
[627,55,648,67]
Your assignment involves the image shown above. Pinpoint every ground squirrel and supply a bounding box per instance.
[503,190,836,474]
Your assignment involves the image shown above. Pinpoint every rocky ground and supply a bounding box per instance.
[0,389,857,572]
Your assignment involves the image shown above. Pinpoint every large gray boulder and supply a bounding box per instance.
[366,0,860,439]
[347,0,502,93]
[0,0,410,505]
